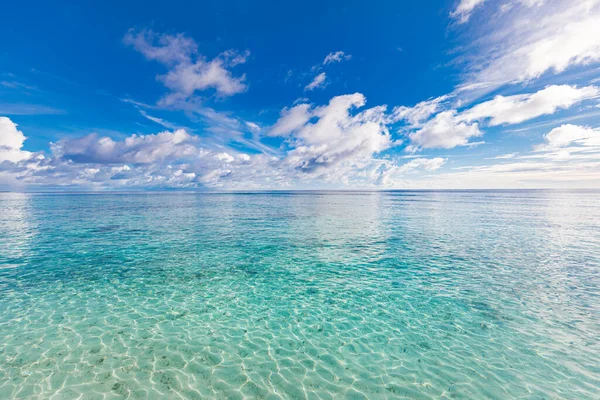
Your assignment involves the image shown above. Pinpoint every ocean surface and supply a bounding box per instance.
[0,191,599,399]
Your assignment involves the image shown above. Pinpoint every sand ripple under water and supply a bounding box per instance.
[1,191,599,399]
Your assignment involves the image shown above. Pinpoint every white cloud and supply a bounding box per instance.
[465,0,600,86]
[3,117,600,190]
[519,0,547,6]
[0,94,405,189]
[123,29,197,65]
[138,110,179,130]
[159,57,247,100]
[268,103,312,137]
[397,157,446,173]
[429,159,600,188]
[305,72,327,91]
[461,84,599,125]
[323,51,352,65]
[0,126,276,189]
[493,153,518,159]
[272,93,395,178]
[391,95,451,126]
[124,29,248,101]
[0,104,64,115]
[51,129,199,164]
[401,123,600,189]
[0,80,38,91]
[450,0,487,24]
[541,124,600,148]
[408,110,482,150]
[245,121,261,134]
[293,97,309,105]
[392,84,598,151]
[0,117,32,162]
[427,124,600,188]
[374,157,446,187]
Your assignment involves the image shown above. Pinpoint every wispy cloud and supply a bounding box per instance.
[461,84,599,125]
[461,0,600,87]
[138,109,180,130]
[304,72,327,91]
[0,103,64,115]
[323,51,352,65]
[450,0,487,24]
[0,81,38,91]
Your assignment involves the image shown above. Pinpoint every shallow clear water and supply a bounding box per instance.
[0,191,599,399]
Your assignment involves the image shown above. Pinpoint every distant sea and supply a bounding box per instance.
[1,191,599,399]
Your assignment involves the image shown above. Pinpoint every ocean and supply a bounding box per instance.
[1,191,599,399]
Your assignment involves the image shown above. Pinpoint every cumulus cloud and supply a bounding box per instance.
[305,72,327,91]
[541,124,600,148]
[51,129,199,164]
[0,117,32,162]
[124,29,248,102]
[0,94,415,190]
[461,85,599,125]
[282,94,393,174]
[3,112,599,190]
[0,124,273,189]
[268,94,397,182]
[268,104,313,137]
[323,51,352,65]
[407,111,482,150]
[122,29,258,149]
[392,84,598,151]
[450,0,487,23]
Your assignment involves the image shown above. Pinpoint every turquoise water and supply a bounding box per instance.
[0,191,599,399]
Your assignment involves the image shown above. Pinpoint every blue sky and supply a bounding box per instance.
[1,0,600,190]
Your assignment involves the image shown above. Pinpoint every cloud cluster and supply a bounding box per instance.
[124,29,249,105]
[51,129,199,164]
[0,121,270,190]
[395,85,599,151]
[426,122,600,188]
[8,0,600,192]
[8,79,591,189]
[272,94,393,175]
[1,91,446,189]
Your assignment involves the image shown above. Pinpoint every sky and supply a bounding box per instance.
[1,0,600,190]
